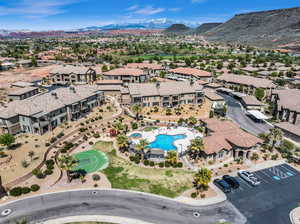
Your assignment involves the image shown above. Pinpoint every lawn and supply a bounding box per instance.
[94,141,194,198]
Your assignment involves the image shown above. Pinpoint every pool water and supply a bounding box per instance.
[148,134,186,151]
[130,133,142,138]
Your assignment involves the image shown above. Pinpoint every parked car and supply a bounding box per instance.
[238,170,261,186]
[223,175,240,189]
[213,178,231,193]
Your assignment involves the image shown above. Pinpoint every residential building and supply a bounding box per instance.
[204,90,225,110]
[126,63,163,75]
[239,95,266,112]
[271,89,300,125]
[275,122,300,143]
[200,118,262,161]
[103,68,148,83]
[217,74,276,95]
[168,67,212,82]
[49,65,96,85]
[0,85,104,135]
[8,87,39,101]
[121,81,204,107]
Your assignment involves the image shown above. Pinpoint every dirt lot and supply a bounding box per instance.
[141,100,212,122]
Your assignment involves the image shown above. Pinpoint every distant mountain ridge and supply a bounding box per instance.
[194,23,223,34]
[164,24,191,34]
[79,19,200,31]
[205,6,300,47]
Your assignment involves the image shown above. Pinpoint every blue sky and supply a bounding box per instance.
[0,0,299,30]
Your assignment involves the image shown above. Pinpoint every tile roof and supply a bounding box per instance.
[169,67,211,78]
[126,63,163,70]
[217,74,276,89]
[104,68,145,76]
[127,81,203,97]
[275,122,300,137]
[272,89,300,113]
[241,95,265,106]
[204,90,224,101]
[8,87,38,96]
[50,65,92,75]
[0,85,103,119]
[201,118,262,154]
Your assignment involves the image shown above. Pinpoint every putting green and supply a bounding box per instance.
[73,150,109,173]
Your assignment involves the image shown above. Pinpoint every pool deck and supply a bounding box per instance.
[129,127,202,154]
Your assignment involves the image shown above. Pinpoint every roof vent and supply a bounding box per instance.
[51,92,58,99]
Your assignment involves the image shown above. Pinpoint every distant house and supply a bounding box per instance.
[8,87,39,101]
[126,63,163,75]
[121,81,204,107]
[103,68,148,83]
[274,122,300,143]
[49,65,96,85]
[16,60,32,68]
[217,74,276,95]
[168,67,212,82]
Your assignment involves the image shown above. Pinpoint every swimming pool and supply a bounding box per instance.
[148,134,187,151]
[130,133,142,138]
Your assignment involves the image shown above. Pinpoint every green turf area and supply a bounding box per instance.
[73,150,109,173]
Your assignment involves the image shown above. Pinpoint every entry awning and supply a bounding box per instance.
[247,110,269,120]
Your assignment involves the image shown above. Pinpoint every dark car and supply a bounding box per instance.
[223,175,240,189]
[213,178,231,193]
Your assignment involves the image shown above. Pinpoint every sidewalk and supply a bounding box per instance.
[175,182,226,206]
[290,207,300,224]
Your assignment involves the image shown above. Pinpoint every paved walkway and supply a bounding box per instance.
[43,215,155,224]
[290,207,300,224]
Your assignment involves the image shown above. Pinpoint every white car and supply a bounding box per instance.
[238,170,261,186]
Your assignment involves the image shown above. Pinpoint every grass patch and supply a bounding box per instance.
[143,126,158,132]
[94,141,193,198]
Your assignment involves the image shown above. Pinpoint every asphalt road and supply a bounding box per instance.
[218,93,272,136]
[0,190,246,224]
[227,164,300,224]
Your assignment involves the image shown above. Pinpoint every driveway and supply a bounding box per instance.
[218,93,272,136]
[227,164,300,224]
[0,189,246,224]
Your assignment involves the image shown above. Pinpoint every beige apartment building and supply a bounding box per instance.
[49,65,97,85]
[121,81,204,107]
[103,68,148,83]
[168,67,212,82]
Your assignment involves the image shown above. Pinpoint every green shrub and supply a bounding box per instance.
[129,156,135,161]
[30,184,40,192]
[92,174,101,181]
[191,192,197,198]
[177,162,183,168]
[44,169,53,175]
[143,160,150,166]
[159,162,164,168]
[10,187,23,197]
[21,187,31,194]
[165,162,170,168]
[149,161,155,167]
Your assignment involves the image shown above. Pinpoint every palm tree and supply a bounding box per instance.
[135,139,150,160]
[58,154,77,183]
[187,116,197,126]
[113,122,125,134]
[132,104,142,120]
[165,151,177,165]
[28,150,35,162]
[193,168,212,193]
[188,138,204,161]
[116,135,129,152]
[268,128,283,150]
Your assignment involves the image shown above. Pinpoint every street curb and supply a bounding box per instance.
[42,215,155,224]
[0,188,225,208]
[290,207,300,224]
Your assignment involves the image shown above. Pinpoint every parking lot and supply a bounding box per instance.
[226,164,300,224]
